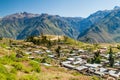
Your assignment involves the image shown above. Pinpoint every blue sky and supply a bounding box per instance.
[0,0,120,17]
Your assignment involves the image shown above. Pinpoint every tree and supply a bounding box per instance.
[16,50,25,58]
[108,47,114,67]
[85,37,91,43]
[55,46,61,58]
[0,37,3,40]
[91,50,101,64]
[40,32,44,37]
[25,36,34,42]
[93,44,99,50]
[117,45,120,49]
[58,36,61,42]
[47,39,52,48]
[63,36,68,42]
[41,35,47,44]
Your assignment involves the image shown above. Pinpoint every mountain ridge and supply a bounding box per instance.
[1,6,120,43]
[78,6,120,43]
[0,12,83,39]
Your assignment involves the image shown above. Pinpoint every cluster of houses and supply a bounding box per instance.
[21,45,120,79]
[11,42,120,79]
[60,48,120,79]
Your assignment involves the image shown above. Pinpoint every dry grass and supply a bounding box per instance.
[99,43,120,53]
[10,65,91,80]
[37,66,91,80]
[0,47,13,56]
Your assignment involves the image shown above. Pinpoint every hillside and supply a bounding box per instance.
[78,6,120,43]
[0,13,83,39]
[0,37,96,80]
[78,9,111,33]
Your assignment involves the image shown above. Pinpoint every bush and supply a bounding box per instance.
[0,64,8,74]
[12,62,23,71]
[0,64,16,80]
[10,68,17,74]
[6,74,16,80]
[0,37,3,40]
[23,67,31,73]
[29,61,41,73]
[8,54,16,61]
[41,57,52,64]
[0,44,7,48]
[0,73,16,80]
[0,54,16,65]
[0,57,13,65]
[0,73,6,80]
[15,57,29,62]
[92,76,100,80]
[72,71,81,76]
[16,50,26,58]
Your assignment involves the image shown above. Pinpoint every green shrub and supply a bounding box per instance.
[29,61,41,73]
[0,73,6,80]
[41,57,52,64]
[15,57,29,62]
[72,72,81,76]
[10,68,17,74]
[8,53,16,61]
[0,55,15,65]
[0,64,16,80]
[0,64,8,74]
[92,76,100,80]
[6,74,16,80]
[33,58,41,63]
[0,54,16,65]
[23,67,31,73]
[12,62,23,71]
[0,44,7,48]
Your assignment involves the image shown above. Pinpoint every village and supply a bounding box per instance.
[9,40,120,80]
[0,35,119,80]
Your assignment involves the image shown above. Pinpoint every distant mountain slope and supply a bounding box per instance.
[78,10,111,32]
[0,17,24,39]
[17,9,111,40]
[0,12,83,39]
[0,12,40,39]
[78,7,120,43]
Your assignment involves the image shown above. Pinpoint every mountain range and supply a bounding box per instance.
[78,6,120,43]
[0,12,83,39]
[1,6,120,43]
